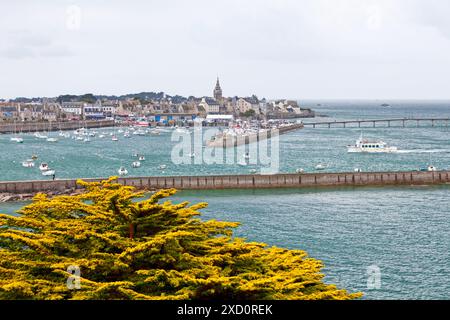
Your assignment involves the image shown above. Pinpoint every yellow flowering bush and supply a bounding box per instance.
[0,177,362,300]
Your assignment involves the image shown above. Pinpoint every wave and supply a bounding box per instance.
[396,149,450,154]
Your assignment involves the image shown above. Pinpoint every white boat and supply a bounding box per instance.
[296,168,305,174]
[22,160,35,168]
[175,128,190,135]
[347,134,398,153]
[99,134,105,138]
[189,152,196,158]
[83,137,90,143]
[427,165,437,172]
[150,129,161,135]
[10,137,24,143]
[37,133,48,139]
[76,136,84,141]
[249,169,258,174]
[238,160,248,166]
[158,164,167,170]
[124,131,131,138]
[138,155,145,161]
[244,153,250,160]
[132,161,141,168]
[42,169,55,176]
[133,129,146,136]
[315,164,327,171]
[354,168,362,173]
[39,163,49,171]
[112,135,119,141]
[118,167,128,176]
[46,137,58,143]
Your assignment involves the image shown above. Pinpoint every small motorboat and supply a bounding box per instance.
[132,161,141,168]
[296,168,305,174]
[46,137,58,143]
[249,169,258,174]
[124,131,131,138]
[427,165,437,172]
[315,164,327,171]
[83,137,90,143]
[354,168,362,173]
[22,159,35,168]
[138,155,145,161]
[10,137,24,143]
[37,133,48,139]
[158,164,167,170]
[118,167,128,176]
[39,163,49,171]
[189,152,196,158]
[42,169,55,176]
[244,153,250,160]
[112,135,119,141]
[238,160,248,167]
[150,129,161,136]
[31,154,38,160]
[99,134,105,138]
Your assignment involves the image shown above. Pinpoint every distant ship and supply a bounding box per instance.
[381,103,391,108]
[347,134,398,153]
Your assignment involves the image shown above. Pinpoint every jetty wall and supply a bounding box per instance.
[0,120,115,134]
[207,123,304,148]
[1,171,449,194]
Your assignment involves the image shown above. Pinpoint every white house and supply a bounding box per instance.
[198,97,220,114]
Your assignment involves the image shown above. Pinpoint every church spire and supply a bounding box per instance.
[213,76,222,101]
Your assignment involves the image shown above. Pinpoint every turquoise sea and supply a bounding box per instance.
[1,100,450,180]
[1,100,450,300]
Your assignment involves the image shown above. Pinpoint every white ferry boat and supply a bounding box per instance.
[347,134,398,153]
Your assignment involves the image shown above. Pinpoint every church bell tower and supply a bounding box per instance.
[213,77,223,102]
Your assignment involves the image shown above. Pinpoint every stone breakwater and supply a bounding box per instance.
[1,170,449,202]
[207,123,304,148]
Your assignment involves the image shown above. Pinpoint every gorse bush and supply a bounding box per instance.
[0,177,362,300]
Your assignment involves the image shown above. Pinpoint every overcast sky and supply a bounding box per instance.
[1,0,450,100]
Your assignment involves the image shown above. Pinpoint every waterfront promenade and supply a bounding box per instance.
[1,170,449,197]
[0,120,115,134]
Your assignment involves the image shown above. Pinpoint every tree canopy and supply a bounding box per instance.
[0,177,362,300]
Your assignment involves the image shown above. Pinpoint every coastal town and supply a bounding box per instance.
[0,78,315,127]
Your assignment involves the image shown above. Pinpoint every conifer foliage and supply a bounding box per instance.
[0,177,362,300]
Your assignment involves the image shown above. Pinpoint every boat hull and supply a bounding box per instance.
[347,147,398,153]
